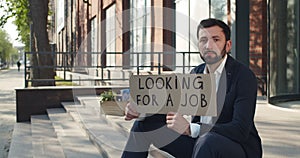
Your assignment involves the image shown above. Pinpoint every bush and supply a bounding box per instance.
[99,90,116,103]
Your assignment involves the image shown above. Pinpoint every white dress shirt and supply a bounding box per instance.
[189,55,228,138]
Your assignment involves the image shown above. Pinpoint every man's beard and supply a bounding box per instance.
[200,45,227,65]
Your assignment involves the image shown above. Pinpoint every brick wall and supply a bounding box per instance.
[249,0,268,95]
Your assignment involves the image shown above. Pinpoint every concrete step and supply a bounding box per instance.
[62,102,127,158]
[77,98,174,158]
[8,122,33,158]
[31,115,65,158]
[77,95,125,116]
[62,101,174,158]
[105,115,174,158]
[47,108,103,158]
[77,96,101,112]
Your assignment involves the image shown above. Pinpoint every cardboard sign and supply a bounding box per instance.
[129,74,217,116]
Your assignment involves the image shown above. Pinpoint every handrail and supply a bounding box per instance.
[24,51,201,87]
[23,51,268,96]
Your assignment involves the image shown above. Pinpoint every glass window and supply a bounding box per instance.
[269,0,300,97]
[175,0,234,73]
[175,0,207,73]
[210,0,227,21]
[130,0,151,70]
[106,4,116,66]
[91,17,97,67]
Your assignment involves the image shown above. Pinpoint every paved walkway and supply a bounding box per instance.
[0,66,23,158]
[0,66,300,158]
[255,100,300,158]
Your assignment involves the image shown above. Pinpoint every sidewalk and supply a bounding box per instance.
[0,66,300,158]
[0,65,23,158]
[255,99,300,158]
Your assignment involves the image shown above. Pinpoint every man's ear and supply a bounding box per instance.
[226,40,232,52]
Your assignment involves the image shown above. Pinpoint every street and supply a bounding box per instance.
[0,66,299,158]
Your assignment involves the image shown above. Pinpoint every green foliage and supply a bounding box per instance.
[99,90,117,103]
[0,0,30,51]
[54,76,78,86]
[0,29,17,63]
[1,0,56,86]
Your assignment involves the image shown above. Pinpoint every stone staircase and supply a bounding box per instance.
[8,96,174,158]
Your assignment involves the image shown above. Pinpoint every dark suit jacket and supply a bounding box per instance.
[191,55,262,158]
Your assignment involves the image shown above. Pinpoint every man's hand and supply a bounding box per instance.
[166,112,191,135]
[124,102,140,121]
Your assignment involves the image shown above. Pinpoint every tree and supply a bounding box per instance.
[28,0,55,86]
[0,0,55,86]
[0,0,30,51]
[0,29,17,66]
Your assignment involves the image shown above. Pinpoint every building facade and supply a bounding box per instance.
[49,0,300,103]
[268,0,300,103]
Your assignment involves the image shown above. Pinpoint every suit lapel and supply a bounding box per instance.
[191,55,236,123]
[224,55,236,94]
[216,69,227,114]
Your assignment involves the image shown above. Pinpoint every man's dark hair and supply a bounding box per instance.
[197,18,231,41]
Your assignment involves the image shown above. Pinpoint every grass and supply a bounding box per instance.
[26,76,78,87]
[55,76,78,86]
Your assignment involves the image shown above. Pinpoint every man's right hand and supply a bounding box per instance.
[124,102,140,121]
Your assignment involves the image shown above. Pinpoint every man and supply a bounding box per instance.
[122,18,262,158]
[17,61,21,72]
